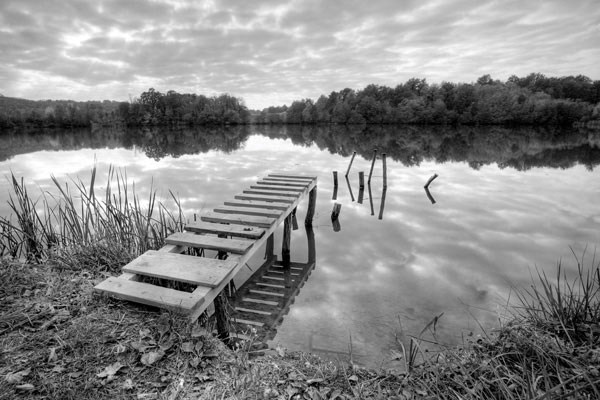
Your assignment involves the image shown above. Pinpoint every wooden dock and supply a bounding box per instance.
[94,173,317,322]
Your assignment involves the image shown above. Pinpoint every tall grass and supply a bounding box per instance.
[0,166,185,270]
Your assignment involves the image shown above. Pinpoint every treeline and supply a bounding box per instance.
[1,73,599,130]
[256,73,600,126]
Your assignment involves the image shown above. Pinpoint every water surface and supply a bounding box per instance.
[1,125,599,367]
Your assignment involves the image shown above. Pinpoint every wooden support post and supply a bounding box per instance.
[368,149,377,184]
[306,226,316,264]
[345,151,357,177]
[333,171,338,187]
[305,186,317,227]
[368,183,374,216]
[282,214,292,268]
[382,153,387,189]
[291,207,298,230]
[213,293,230,345]
[265,233,274,261]
[358,171,364,189]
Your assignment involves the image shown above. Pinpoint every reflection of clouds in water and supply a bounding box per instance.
[2,134,600,367]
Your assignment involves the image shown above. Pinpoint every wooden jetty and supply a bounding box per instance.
[228,226,316,342]
[94,173,317,322]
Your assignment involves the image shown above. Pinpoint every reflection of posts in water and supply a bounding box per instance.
[306,226,316,263]
[424,173,438,189]
[368,149,377,185]
[345,151,357,177]
[345,175,355,202]
[282,214,292,268]
[305,186,317,227]
[265,233,274,262]
[331,203,342,232]
[424,186,436,204]
[332,171,338,200]
[368,183,374,216]
[378,187,387,220]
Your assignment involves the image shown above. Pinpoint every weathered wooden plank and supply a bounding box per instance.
[268,174,316,180]
[165,231,253,254]
[184,221,265,239]
[249,185,304,192]
[243,189,299,197]
[263,177,314,184]
[122,250,236,287]
[233,193,295,204]
[94,277,205,312]
[213,206,282,219]
[224,199,290,211]
[256,180,308,187]
[201,211,276,228]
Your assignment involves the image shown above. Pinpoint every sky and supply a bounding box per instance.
[0,0,599,110]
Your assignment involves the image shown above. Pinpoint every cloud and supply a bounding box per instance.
[1,0,598,108]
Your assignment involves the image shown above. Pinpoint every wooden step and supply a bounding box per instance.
[121,250,236,287]
[201,211,276,228]
[94,277,206,312]
[213,206,282,219]
[235,307,272,316]
[242,189,299,197]
[224,199,290,211]
[249,185,305,192]
[263,177,313,184]
[165,231,253,254]
[234,193,295,204]
[232,318,264,327]
[241,297,279,306]
[256,181,309,187]
[184,221,265,239]
[268,174,316,180]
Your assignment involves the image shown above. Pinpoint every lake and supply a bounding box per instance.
[1,125,599,367]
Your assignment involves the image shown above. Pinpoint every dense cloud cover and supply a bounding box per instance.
[1,0,599,109]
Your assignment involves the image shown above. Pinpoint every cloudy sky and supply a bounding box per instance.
[1,0,598,109]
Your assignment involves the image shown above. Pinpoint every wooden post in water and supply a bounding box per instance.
[331,203,342,232]
[424,173,438,189]
[332,171,338,200]
[282,214,292,268]
[345,175,355,202]
[368,149,377,185]
[378,188,387,220]
[368,183,374,216]
[305,186,317,226]
[345,151,357,177]
[358,171,364,189]
[382,153,387,189]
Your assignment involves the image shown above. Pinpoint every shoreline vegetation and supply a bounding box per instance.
[1,73,600,130]
[1,171,599,399]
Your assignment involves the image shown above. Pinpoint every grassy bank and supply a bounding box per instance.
[1,172,599,399]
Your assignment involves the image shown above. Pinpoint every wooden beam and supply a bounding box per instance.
[201,211,276,228]
[213,206,282,219]
[184,221,265,239]
[165,231,254,254]
[224,199,290,211]
[234,193,295,203]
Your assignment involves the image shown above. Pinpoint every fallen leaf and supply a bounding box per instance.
[191,325,208,338]
[141,350,165,366]
[97,362,123,379]
[195,341,204,352]
[181,342,194,353]
[15,383,35,391]
[123,378,134,390]
[348,374,358,383]
[139,328,152,339]
[189,357,200,368]
[5,368,31,383]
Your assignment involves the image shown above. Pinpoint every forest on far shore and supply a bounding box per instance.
[1,73,599,130]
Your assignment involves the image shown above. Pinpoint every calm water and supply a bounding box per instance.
[1,125,600,367]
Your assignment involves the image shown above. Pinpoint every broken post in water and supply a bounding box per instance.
[378,187,387,220]
[425,186,436,204]
[332,171,338,200]
[345,151,357,177]
[368,183,374,216]
[424,173,438,189]
[368,149,377,185]
[331,202,342,232]
[359,171,364,189]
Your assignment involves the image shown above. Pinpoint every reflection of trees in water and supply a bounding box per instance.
[2,125,600,170]
[124,126,251,161]
[252,125,600,171]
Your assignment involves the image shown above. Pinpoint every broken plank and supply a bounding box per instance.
[214,206,282,219]
[224,199,290,211]
[165,231,253,254]
[249,185,304,192]
[201,211,276,228]
[122,250,236,287]
[184,221,265,239]
[94,277,205,312]
[243,189,299,197]
[233,193,295,204]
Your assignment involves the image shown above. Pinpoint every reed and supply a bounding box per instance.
[0,166,185,270]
